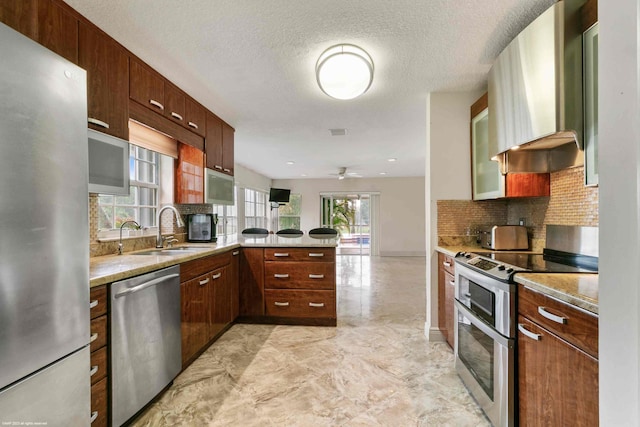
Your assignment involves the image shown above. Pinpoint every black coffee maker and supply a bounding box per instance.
[186,213,218,242]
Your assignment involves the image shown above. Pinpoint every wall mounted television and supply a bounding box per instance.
[269,187,291,203]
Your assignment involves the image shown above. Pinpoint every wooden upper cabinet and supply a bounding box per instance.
[79,21,129,140]
[205,112,224,172]
[175,143,204,203]
[0,0,38,40]
[185,97,206,137]
[222,122,235,175]
[129,56,165,113]
[164,83,186,125]
[37,0,78,63]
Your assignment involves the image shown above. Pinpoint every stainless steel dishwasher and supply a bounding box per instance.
[110,265,181,426]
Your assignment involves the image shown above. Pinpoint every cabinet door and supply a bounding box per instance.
[175,143,204,204]
[205,112,224,172]
[181,275,210,366]
[165,83,186,125]
[518,316,598,427]
[222,121,235,175]
[230,249,240,320]
[130,56,165,113]
[185,97,206,137]
[239,248,265,317]
[37,0,78,63]
[79,22,129,140]
[444,271,455,349]
[471,93,503,200]
[209,266,229,339]
[583,22,598,186]
[0,0,37,40]
[437,253,448,343]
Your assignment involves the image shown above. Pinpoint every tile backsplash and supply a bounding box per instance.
[438,166,599,251]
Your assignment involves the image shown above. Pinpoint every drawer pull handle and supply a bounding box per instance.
[308,253,325,257]
[89,300,99,309]
[212,272,222,280]
[274,253,289,257]
[90,333,98,343]
[443,262,452,267]
[214,165,223,170]
[309,274,324,279]
[88,117,109,129]
[149,99,164,110]
[274,274,290,278]
[199,278,210,286]
[538,307,567,324]
[309,302,325,308]
[90,411,98,423]
[188,121,199,129]
[90,365,99,377]
[274,301,289,307]
[171,112,183,121]
[223,168,231,173]
[518,323,542,341]
[232,251,240,256]
[448,280,455,286]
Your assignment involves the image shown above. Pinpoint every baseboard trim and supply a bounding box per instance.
[425,324,445,342]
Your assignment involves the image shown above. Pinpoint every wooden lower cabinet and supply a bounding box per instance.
[89,285,108,426]
[265,289,336,318]
[518,284,599,426]
[239,248,265,317]
[90,377,108,427]
[181,273,210,365]
[437,252,455,348]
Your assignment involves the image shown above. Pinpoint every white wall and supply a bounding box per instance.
[599,1,640,424]
[234,163,272,192]
[272,177,426,256]
[425,90,483,340]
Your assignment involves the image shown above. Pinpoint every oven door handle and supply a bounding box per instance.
[454,300,513,348]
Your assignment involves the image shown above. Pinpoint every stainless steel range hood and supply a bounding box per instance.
[488,0,586,173]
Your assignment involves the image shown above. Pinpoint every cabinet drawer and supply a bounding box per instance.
[264,248,335,262]
[180,251,232,282]
[440,253,455,275]
[90,315,107,353]
[518,284,598,358]
[264,262,335,290]
[90,377,107,427]
[89,285,107,319]
[90,346,107,385]
[265,290,336,318]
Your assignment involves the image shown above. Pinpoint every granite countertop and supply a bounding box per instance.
[90,235,338,288]
[514,273,599,315]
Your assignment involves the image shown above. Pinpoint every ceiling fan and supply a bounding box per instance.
[330,166,362,180]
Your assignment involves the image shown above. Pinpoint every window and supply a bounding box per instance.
[97,145,162,230]
[213,186,238,237]
[279,194,301,230]
[244,188,268,229]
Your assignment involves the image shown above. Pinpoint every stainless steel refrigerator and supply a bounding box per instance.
[0,23,91,425]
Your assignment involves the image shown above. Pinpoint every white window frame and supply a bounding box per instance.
[213,186,238,237]
[244,188,268,229]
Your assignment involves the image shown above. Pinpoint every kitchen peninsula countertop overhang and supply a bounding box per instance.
[89,235,339,287]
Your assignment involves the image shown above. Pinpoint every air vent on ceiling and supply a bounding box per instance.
[329,128,347,136]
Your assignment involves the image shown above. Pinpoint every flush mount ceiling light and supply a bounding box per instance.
[316,44,374,100]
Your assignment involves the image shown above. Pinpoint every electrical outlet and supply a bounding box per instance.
[519,218,526,226]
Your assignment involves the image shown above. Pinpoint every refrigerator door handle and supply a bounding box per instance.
[114,274,179,299]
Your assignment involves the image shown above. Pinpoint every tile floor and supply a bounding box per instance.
[131,256,490,426]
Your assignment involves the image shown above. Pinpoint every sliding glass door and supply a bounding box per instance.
[320,193,373,256]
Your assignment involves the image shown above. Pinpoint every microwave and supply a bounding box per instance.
[204,168,234,205]
[88,129,130,195]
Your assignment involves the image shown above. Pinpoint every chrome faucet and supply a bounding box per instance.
[156,205,184,248]
[118,220,141,255]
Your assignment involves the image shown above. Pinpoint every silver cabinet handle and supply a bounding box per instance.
[448,280,455,286]
[443,262,452,267]
[223,168,231,173]
[90,411,98,423]
[274,274,289,278]
[518,323,542,341]
[171,112,183,121]
[308,253,325,257]
[214,165,223,170]
[90,333,98,343]
[188,121,199,129]
[114,273,180,298]
[274,253,289,257]
[309,274,325,279]
[90,365,99,377]
[149,99,164,110]
[89,300,99,309]
[88,117,110,129]
[212,272,222,280]
[309,302,325,308]
[538,307,567,324]
[232,251,240,256]
[199,278,210,286]
[274,301,289,307]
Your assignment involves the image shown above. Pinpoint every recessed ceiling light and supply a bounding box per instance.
[329,128,347,136]
[286,161,295,165]
[379,172,387,175]
[301,174,307,177]
[387,158,397,162]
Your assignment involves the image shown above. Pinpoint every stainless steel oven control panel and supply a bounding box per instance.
[455,252,526,282]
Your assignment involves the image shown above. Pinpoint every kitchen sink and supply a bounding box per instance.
[132,246,214,255]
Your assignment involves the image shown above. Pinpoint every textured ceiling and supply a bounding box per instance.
[64,0,555,179]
